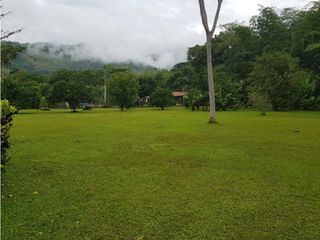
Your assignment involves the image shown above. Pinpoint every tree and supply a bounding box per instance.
[107,71,139,111]
[291,1,320,74]
[150,88,172,110]
[0,0,23,40]
[49,69,104,104]
[168,62,195,91]
[137,71,158,98]
[218,24,258,80]
[1,71,42,109]
[1,43,26,69]
[198,0,224,123]
[250,6,290,53]
[48,80,92,112]
[250,52,309,110]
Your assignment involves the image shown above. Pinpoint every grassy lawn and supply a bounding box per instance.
[2,108,320,239]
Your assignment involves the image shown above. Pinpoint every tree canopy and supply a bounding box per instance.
[107,71,139,111]
[1,2,319,112]
[150,88,172,110]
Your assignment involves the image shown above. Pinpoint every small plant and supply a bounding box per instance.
[1,99,16,169]
[39,96,50,111]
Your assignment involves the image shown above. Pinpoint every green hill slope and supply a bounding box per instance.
[8,42,155,75]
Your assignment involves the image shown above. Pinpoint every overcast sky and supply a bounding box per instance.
[3,0,310,68]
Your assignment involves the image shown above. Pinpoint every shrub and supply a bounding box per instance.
[185,89,202,111]
[300,97,320,111]
[150,88,172,110]
[1,99,16,169]
[216,95,228,111]
[83,105,92,110]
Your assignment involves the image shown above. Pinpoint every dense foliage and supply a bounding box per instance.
[150,88,172,110]
[1,100,16,168]
[107,71,139,111]
[48,80,93,112]
[1,2,319,112]
[250,52,309,110]
[1,71,44,110]
[1,43,26,68]
[180,2,320,111]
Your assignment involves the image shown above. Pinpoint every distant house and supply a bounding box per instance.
[172,91,187,106]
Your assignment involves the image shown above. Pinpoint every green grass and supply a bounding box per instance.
[2,108,320,239]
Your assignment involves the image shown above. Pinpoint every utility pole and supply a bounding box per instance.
[104,65,107,104]
[103,64,126,104]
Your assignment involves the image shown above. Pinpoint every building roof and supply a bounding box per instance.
[172,91,187,97]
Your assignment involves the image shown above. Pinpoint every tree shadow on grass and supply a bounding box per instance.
[16,111,48,115]
[17,109,83,115]
[149,107,172,111]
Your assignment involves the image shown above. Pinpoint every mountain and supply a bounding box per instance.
[8,42,156,75]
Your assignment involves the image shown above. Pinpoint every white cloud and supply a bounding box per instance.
[3,0,310,68]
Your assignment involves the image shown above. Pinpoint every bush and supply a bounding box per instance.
[300,97,320,111]
[215,95,228,111]
[1,99,16,169]
[83,105,92,110]
[184,89,203,111]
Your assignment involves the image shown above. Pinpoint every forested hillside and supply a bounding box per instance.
[1,2,320,111]
[5,42,153,75]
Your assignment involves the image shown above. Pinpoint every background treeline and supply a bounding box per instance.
[172,2,320,111]
[1,2,320,111]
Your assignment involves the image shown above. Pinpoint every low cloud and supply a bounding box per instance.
[3,0,310,68]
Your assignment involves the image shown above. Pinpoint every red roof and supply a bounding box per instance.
[172,91,187,97]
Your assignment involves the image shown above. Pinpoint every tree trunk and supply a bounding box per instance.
[198,0,223,124]
[206,36,217,123]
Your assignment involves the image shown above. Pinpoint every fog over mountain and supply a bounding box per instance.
[3,0,310,68]
[8,42,155,75]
